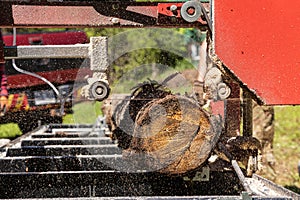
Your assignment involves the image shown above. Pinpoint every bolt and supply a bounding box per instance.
[187,7,196,15]
[219,87,226,95]
[170,5,178,16]
[111,18,120,24]
[96,87,104,95]
[170,5,177,11]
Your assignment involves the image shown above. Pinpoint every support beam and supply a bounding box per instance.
[0,2,209,28]
[224,82,240,138]
[242,91,253,137]
[4,44,89,59]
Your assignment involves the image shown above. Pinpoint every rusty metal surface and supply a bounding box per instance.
[242,91,253,137]
[224,82,240,138]
[11,5,143,28]
[213,0,300,105]
[0,2,209,28]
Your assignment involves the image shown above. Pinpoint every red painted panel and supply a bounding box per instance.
[7,68,91,89]
[3,31,87,46]
[214,0,300,105]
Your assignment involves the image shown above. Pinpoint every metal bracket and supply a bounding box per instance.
[82,37,110,101]
[204,67,231,101]
[4,36,111,101]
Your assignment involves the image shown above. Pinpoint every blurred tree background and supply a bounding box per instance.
[3,27,194,85]
[0,27,196,137]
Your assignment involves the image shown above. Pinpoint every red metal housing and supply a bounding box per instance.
[214,0,300,105]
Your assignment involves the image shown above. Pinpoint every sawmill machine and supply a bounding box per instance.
[0,0,299,199]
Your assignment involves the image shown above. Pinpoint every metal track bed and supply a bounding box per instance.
[0,122,298,199]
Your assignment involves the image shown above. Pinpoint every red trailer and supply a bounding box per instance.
[1,31,89,133]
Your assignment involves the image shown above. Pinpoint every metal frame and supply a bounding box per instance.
[0,1,209,28]
[4,45,90,59]
[1,124,299,199]
[4,36,110,100]
[0,0,209,100]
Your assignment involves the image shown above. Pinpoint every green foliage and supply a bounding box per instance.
[178,28,206,44]
[63,101,103,124]
[0,102,104,138]
[0,123,22,139]
[84,28,192,88]
[273,106,300,190]
[112,61,194,94]
[274,106,300,148]
[84,28,127,38]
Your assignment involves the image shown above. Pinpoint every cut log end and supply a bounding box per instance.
[103,80,221,174]
[126,95,219,174]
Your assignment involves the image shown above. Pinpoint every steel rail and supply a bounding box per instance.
[4,44,90,59]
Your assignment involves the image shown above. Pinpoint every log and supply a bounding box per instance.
[102,80,171,149]
[125,94,221,174]
[102,80,222,174]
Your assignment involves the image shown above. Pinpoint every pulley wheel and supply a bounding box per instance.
[217,82,231,100]
[180,0,202,23]
[90,81,110,101]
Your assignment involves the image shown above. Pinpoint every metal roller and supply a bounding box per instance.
[89,81,110,101]
[180,0,202,23]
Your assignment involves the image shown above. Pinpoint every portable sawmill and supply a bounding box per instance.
[0,0,299,199]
